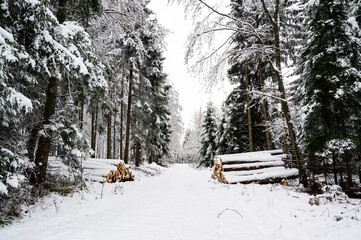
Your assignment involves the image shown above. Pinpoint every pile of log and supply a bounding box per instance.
[105,161,134,183]
[212,159,228,183]
[212,149,299,184]
[48,157,135,183]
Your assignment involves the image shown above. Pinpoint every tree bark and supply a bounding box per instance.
[245,61,253,152]
[79,101,84,130]
[119,76,124,159]
[340,165,344,183]
[258,59,272,150]
[113,109,116,158]
[91,108,98,158]
[344,151,353,187]
[135,141,140,167]
[124,68,133,164]
[282,124,290,168]
[107,110,112,159]
[332,152,338,185]
[148,154,153,164]
[30,77,58,186]
[27,122,41,162]
[323,159,328,185]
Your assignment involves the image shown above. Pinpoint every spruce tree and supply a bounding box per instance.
[300,0,361,185]
[199,102,217,167]
[224,87,249,154]
[215,109,229,155]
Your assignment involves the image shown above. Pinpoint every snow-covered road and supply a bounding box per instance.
[1,164,361,240]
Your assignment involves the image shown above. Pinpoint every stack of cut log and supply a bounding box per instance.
[212,159,227,183]
[105,161,134,183]
[212,149,298,184]
[48,157,135,183]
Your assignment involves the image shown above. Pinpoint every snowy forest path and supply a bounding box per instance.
[2,164,361,240]
[92,164,246,239]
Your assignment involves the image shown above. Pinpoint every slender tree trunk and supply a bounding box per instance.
[135,141,140,167]
[91,107,98,158]
[274,14,301,175]
[344,152,352,187]
[30,77,58,186]
[260,0,304,184]
[148,154,153,164]
[107,110,112,159]
[340,165,344,183]
[332,152,338,185]
[281,102,290,167]
[27,122,41,162]
[113,109,116,158]
[119,76,124,159]
[124,68,133,164]
[323,159,328,185]
[282,124,290,168]
[258,59,272,150]
[245,61,253,152]
[79,101,84,130]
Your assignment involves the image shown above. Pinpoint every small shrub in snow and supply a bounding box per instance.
[309,185,350,206]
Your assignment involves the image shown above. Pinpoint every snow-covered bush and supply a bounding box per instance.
[309,185,350,206]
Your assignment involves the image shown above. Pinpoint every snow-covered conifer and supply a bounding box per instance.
[199,102,217,167]
[300,0,361,185]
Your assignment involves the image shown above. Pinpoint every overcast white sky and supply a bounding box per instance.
[148,0,232,130]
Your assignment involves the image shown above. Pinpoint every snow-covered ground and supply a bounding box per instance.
[1,164,361,240]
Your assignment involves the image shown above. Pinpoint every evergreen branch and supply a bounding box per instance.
[259,0,276,27]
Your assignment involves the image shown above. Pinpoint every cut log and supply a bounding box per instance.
[105,160,134,183]
[223,161,284,172]
[212,150,298,184]
[47,157,134,183]
[225,168,298,184]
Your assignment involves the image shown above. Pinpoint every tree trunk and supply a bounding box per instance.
[344,151,353,187]
[119,76,124,159]
[107,110,112,159]
[135,141,140,167]
[79,101,84,130]
[57,0,68,24]
[340,165,344,183]
[323,159,328,185]
[245,61,253,152]
[281,102,290,167]
[124,68,133,164]
[27,122,41,162]
[258,58,272,150]
[113,109,116,158]
[332,152,338,185]
[282,125,290,168]
[30,77,58,186]
[148,154,153,164]
[91,108,98,158]
[260,0,304,184]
